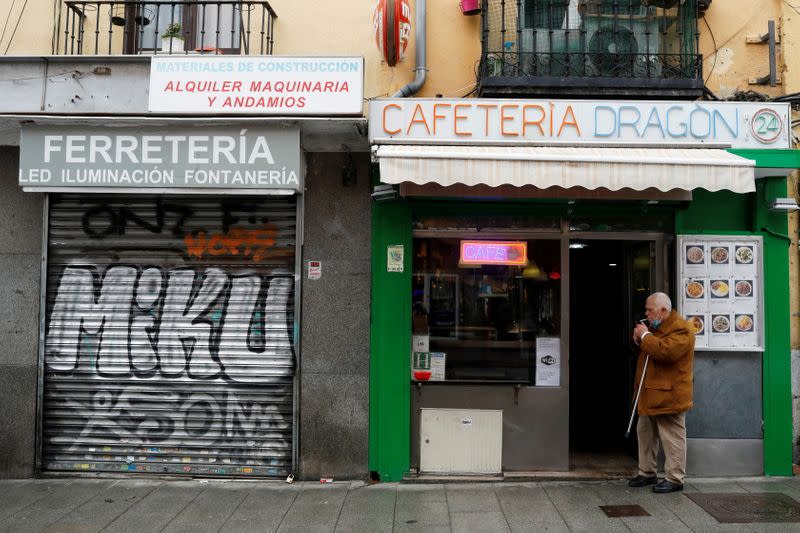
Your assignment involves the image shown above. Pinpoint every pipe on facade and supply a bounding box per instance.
[393,0,426,97]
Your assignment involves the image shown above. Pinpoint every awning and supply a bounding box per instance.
[374,145,756,193]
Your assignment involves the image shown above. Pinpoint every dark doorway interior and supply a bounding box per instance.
[569,240,652,474]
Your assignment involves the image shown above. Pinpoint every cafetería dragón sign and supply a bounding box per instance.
[19,125,302,192]
[369,99,791,150]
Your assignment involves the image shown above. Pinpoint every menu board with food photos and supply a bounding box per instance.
[678,236,763,351]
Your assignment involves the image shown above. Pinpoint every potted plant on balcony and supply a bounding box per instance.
[161,23,184,53]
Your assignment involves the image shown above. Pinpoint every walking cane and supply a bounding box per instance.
[625,352,650,438]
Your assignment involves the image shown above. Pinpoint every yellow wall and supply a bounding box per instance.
[1,0,57,54]
[269,0,481,100]
[1,0,793,99]
[700,0,785,98]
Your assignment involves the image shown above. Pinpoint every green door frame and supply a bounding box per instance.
[369,150,798,481]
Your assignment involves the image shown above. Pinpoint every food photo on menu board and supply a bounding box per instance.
[685,280,705,299]
[688,315,705,335]
[735,245,754,264]
[711,314,731,334]
[735,279,753,298]
[735,314,755,332]
[710,280,729,299]
[710,246,729,264]
[686,245,705,265]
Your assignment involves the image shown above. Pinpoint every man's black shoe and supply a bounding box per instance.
[628,475,658,487]
[652,480,684,493]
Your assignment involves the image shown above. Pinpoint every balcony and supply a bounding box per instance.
[479,0,703,99]
[60,0,276,55]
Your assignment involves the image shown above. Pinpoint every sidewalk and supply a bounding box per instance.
[1,476,799,533]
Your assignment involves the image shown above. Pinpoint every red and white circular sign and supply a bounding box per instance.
[373,0,412,67]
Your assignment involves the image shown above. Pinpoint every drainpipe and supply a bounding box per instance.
[393,0,427,97]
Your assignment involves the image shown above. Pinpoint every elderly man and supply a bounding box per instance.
[628,292,695,494]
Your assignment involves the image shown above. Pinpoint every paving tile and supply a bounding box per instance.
[162,485,249,533]
[565,520,631,533]
[397,486,448,503]
[558,504,622,524]
[393,525,452,533]
[104,482,204,533]
[446,488,502,513]
[737,480,800,500]
[744,524,800,533]
[335,526,391,533]
[333,487,395,533]
[544,485,606,509]
[0,479,114,533]
[278,487,348,528]
[494,483,550,501]
[593,482,665,502]
[622,517,693,533]
[53,479,161,532]
[0,479,72,521]
[690,482,749,493]
[508,523,570,533]
[395,500,450,526]
[221,486,299,533]
[659,494,724,529]
[445,483,495,491]
[277,525,335,533]
[687,525,753,533]
[450,511,510,533]
[399,483,447,492]
[5,477,800,533]
[499,499,564,524]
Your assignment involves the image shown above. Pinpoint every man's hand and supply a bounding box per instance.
[633,323,649,343]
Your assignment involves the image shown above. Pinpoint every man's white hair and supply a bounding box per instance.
[650,292,672,312]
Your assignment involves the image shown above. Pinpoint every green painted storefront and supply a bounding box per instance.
[369,151,796,482]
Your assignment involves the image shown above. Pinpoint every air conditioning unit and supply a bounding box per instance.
[584,5,663,78]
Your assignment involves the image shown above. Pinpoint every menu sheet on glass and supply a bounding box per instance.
[678,236,763,351]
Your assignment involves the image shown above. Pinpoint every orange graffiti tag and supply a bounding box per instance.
[184,225,279,262]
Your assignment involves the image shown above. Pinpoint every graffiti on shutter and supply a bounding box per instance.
[42,195,296,477]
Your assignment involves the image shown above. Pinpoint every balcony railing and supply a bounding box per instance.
[60,0,277,55]
[480,0,703,98]
[483,51,701,79]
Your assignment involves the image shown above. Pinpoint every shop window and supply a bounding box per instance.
[412,238,561,383]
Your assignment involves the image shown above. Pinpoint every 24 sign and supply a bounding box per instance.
[751,108,783,144]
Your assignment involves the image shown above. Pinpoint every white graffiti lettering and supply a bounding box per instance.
[45,265,294,383]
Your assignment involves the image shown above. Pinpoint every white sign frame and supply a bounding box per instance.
[369,99,791,149]
[150,56,364,115]
[677,235,765,352]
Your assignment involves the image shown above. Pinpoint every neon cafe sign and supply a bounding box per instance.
[460,241,528,266]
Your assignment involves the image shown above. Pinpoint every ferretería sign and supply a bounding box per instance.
[19,125,302,191]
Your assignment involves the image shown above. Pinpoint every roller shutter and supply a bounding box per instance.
[41,194,297,477]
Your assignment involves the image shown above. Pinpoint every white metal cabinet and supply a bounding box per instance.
[419,408,503,474]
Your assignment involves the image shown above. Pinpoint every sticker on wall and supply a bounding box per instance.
[308,261,322,280]
[430,352,446,381]
[535,337,560,387]
[387,244,404,273]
